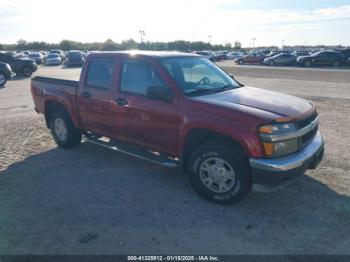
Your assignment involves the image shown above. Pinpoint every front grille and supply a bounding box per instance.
[297,111,318,129]
[300,124,318,149]
[297,111,318,149]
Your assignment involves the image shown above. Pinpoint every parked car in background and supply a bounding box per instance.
[0,53,38,76]
[226,51,244,60]
[234,53,266,64]
[215,51,228,60]
[297,51,345,67]
[65,50,85,67]
[45,53,62,66]
[293,51,311,57]
[14,52,28,59]
[193,51,217,61]
[49,49,65,60]
[28,52,45,65]
[0,62,13,86]
[40,51,48,58]
[266,51,280,57]
[263,53,297,66]
[334,49,350,60]
[5,51,18,57]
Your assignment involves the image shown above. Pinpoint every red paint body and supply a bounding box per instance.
[30,51,313,159]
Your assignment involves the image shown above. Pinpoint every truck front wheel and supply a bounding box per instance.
[188,142,251,205]
[49,108,82,148]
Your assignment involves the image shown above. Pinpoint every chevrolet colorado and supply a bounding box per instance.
[30,51,324,204]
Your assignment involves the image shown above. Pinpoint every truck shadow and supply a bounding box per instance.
[0,143,349,254]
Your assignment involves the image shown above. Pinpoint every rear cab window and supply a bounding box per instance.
[86,58,114,89]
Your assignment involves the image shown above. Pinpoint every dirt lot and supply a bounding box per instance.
[0,63,349,255]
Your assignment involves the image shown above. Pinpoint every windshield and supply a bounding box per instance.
[160,57,240,96]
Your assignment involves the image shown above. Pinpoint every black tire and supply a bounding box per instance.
[238,60,244,65]
[22,67,33,77]
[269,61,275,66]
[333,60,341,67]
[0,73,7,87]
[304,60,312,67]
[188,141,251,205]
[49,107,82,148]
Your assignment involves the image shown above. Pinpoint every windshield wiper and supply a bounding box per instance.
[186,85,237,97]
[214,85,236,92]
[186,87,219,96]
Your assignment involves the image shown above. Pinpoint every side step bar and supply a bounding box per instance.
[83,135,179,168]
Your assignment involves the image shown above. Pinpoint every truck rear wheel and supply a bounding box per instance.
[49,108,82,148]
[188,141,251,205]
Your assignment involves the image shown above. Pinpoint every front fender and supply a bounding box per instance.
[178,111,263,158]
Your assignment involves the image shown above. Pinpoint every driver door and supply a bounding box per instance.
[116,58,180,155]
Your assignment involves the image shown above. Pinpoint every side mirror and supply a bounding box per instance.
[146,85,173,102]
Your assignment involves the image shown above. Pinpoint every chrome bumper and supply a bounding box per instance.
[250,130,324,172]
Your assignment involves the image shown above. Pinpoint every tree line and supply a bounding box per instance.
[0,39,346,52]
[0,39,242,52]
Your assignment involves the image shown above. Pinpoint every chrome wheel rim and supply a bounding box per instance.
[199,157,236,193]
[0,74,5,85]
[54,118,68,141]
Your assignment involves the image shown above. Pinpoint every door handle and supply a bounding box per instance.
[114,97,128,106]
[81,91,92,99]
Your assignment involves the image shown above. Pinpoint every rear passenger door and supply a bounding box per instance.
[77,57,124,138]
[116,58,180,155]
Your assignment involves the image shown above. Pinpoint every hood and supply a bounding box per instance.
[192,86,313,121]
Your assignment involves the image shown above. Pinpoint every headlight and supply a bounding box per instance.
[259,122,298,157]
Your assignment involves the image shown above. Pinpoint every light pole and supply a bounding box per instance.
[282,40,285,50]
[208,35,212,45]
[252,37,256,49]
[139,30,145,44]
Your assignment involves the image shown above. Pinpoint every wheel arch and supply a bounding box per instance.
[44,100,66,128]
[180,128,249,173]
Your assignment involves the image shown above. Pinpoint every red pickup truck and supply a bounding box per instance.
[30,51,324,204]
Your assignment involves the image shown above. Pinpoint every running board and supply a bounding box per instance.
[83,135,179,168]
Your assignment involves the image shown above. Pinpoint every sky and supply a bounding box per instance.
[1,0,350,47]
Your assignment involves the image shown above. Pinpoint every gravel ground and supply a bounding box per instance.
[0,64,349,255]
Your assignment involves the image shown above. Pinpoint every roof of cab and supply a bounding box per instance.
[88,50,199,58]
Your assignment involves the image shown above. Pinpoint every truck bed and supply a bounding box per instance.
[31,76,79,88]
[30,76,80,122]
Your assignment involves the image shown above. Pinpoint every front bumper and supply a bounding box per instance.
[250,131,324,192]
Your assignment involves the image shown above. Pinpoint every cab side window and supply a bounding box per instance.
[86,58,114,89]
[120,60,163,96]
